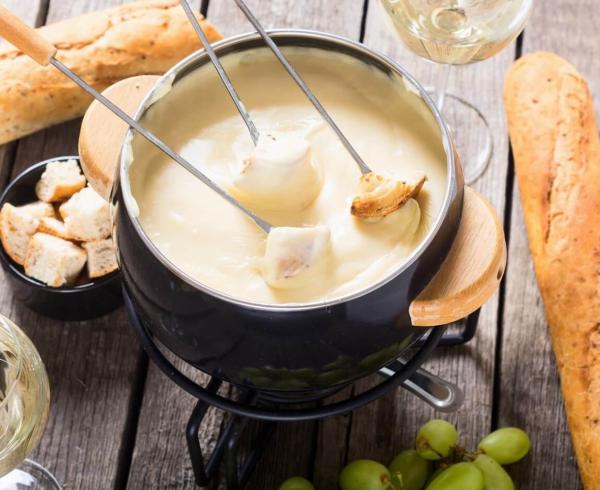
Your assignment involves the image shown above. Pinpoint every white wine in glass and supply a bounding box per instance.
[379,0,533,182]
[0,315,60,489]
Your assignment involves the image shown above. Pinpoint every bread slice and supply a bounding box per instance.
[24,233,87,287]
[82,239,118,278]
[59,186,111,241]
[0,203,40,265]
[35,159,86,202]
[38,217,70,240]
[19,201,56,219]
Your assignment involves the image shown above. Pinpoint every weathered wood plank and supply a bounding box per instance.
[125,2,366,488]
[329,0,515,479]
[498,1,599,488]
[0,1,144,488]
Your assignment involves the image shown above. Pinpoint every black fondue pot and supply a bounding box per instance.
[81,31,503,395]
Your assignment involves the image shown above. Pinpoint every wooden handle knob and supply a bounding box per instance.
[409,186,507,327]
[0,5,56,65]
[79,75,160,200]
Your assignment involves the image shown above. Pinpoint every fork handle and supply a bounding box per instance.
[0,4,56,65]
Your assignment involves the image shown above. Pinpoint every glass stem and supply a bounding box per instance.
[436,64,452,113]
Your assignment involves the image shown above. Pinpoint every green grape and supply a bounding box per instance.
[478,428,531,465]
[416,419,458,460]
[425,463,484,490]
[389,449,432,490]
[339,460,392,490]
[278,476,315,490]
[474,454,515,490]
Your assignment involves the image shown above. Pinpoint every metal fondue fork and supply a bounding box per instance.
[180,0,260,146]
[0,4,272,235]
[179,0,372,176]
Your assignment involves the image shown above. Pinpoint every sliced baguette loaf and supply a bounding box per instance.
[504,52,600,490]
[0,203,39,265]
[59,187,111,241]
[36,159,86,202]
[24,233,87,287]
[82,239,118,278]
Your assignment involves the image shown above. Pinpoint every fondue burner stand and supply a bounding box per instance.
[125,292,479,489]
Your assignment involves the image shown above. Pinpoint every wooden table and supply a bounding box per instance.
[0,1,596,488]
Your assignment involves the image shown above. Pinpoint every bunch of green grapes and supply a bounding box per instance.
[277,420,531,490]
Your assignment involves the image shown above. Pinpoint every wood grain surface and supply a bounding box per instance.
[0,0,592,489]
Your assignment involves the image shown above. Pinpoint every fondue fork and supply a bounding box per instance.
[179,0,260,146]
[0,5,271,234]
[231,0,428,219]
[233,0,372,175]
[179,0,372,174]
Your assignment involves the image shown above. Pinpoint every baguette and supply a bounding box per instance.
[0,0,222,144]
[504,52,600,489]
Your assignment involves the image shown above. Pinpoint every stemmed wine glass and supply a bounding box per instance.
[379,0,533,183]
[0,315,60,489]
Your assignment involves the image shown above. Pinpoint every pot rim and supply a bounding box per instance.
[118,29,460,312]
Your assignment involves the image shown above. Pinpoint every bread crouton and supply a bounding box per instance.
[35,159,86,202]
[0,203,40,265]
[59,187,111,241]
[82,239,118,278]
[24,233,87,287]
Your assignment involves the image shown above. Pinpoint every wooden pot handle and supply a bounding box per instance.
[409,186,507,327]
[79,75,161,200]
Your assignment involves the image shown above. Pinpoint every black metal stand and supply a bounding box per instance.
[124,289,479,488]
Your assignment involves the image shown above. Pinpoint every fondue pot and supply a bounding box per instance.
[78,31,506,397]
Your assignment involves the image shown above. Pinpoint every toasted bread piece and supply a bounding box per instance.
[24,233,87,287]
[38,217,70,240]
[351,173,427,219]
[20,201,56,219]
[59,187,111,241]
[35,159,86,202]
[0,203,40,265]
[82,239,118,278]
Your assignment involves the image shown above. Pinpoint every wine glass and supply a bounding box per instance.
[378,0,533,183]
[0,315,60,489]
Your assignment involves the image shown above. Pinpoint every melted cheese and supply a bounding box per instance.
[129,47,448,305]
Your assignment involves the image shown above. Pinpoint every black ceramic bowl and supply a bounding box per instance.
[112,31,464,393]
[0,157,123,321]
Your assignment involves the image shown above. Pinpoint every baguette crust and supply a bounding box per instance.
[505,52,600,489]
[0,0,222,144]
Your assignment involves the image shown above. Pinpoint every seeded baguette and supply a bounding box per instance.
[504,52,600,490]
[0,0,222,144]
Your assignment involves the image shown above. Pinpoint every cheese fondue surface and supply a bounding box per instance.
[128,47,448,305]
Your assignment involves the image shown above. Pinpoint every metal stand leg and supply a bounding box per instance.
[186,383,276,489]
[225,418,276,490]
